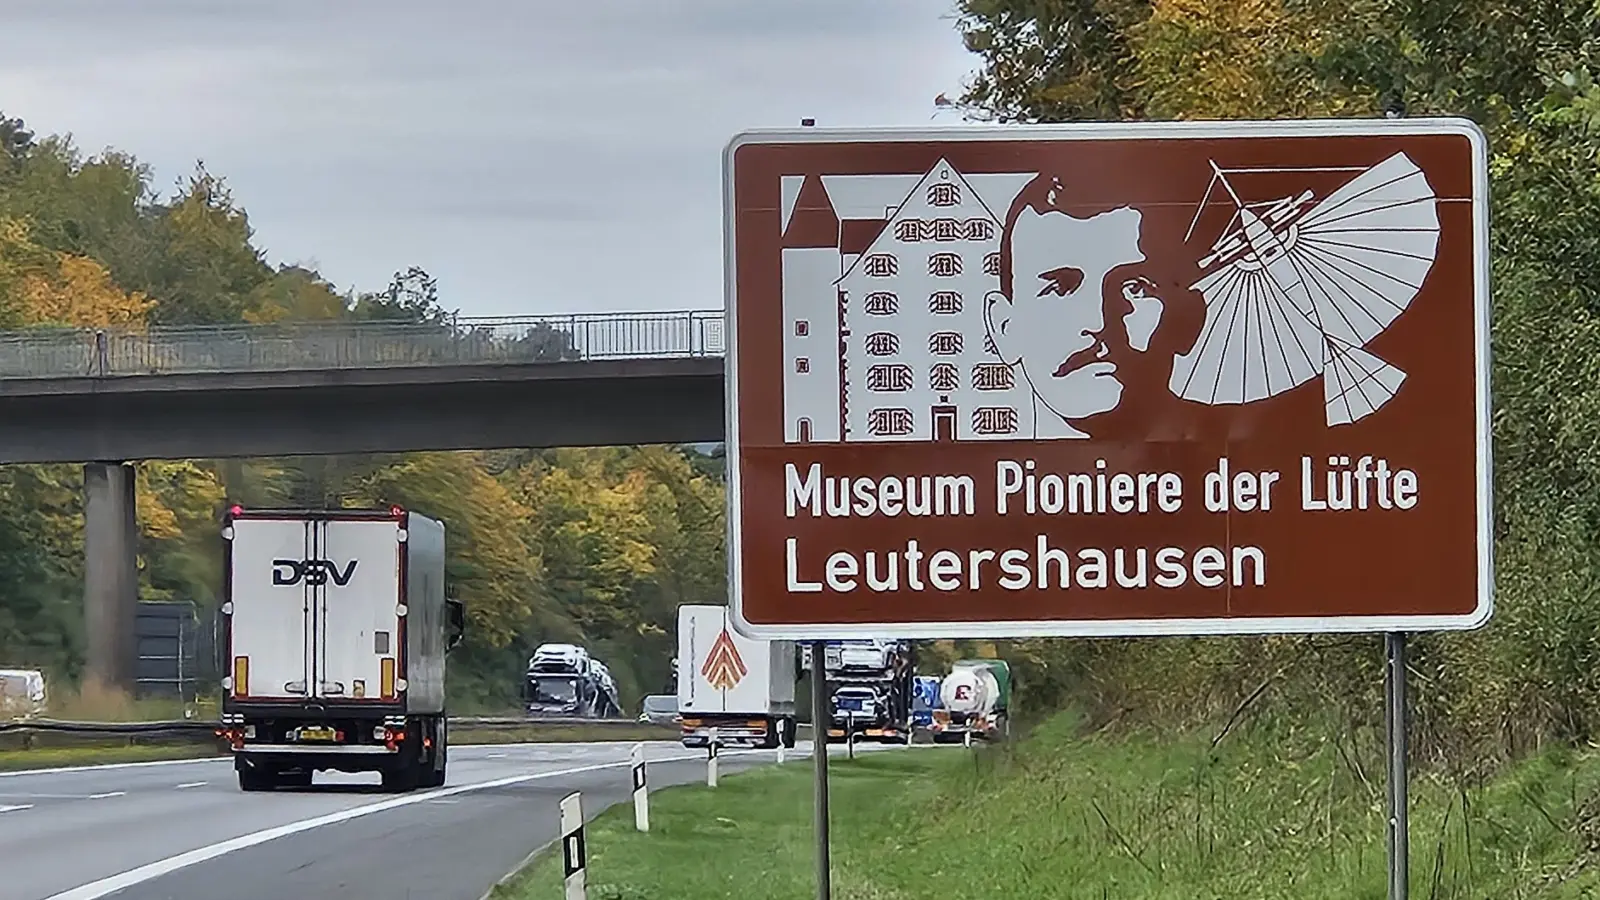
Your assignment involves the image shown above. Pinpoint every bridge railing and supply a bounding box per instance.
[0,310,726,379]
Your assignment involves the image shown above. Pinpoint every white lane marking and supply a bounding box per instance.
[175,782,207,789]
[485,753,507,759]
[89,792,125,800]
[0,792,123,800]
[42,747,774,900]
[0,804,33,813]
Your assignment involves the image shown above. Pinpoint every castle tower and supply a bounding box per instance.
[780,173,842,443]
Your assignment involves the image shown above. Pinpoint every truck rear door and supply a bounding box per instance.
[315,518,402,702]
[228,518,314,701]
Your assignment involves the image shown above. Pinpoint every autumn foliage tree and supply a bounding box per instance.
[0,108,725,709]
[953,0,1600,763]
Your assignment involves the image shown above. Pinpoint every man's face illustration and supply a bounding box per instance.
[986,205,1164,423]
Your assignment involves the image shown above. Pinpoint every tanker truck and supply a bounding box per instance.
[930,659,1011,743]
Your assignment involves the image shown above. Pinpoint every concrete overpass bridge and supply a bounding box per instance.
[0,311,726,692]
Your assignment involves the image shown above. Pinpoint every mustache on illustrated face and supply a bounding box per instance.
[1053,339,1112,378]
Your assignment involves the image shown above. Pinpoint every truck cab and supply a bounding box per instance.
[524,671,592,717]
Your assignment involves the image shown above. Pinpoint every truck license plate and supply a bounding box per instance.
[297,727,335,742]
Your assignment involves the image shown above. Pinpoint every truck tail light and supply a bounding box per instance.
[233,657,249,697]
[380,658,396,699]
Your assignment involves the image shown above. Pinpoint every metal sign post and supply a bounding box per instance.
[560,791,587,900]
[810,638,831,900]
[1385,632,1409,899]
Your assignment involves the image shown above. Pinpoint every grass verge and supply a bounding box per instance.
[0,742,222,772]
[499,713,1600,899]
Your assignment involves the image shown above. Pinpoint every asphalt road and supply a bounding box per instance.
[0,740,859,900]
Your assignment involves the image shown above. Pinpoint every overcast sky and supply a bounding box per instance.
[0,1,980,318]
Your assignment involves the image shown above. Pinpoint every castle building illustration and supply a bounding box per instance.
[779,159,1036,444]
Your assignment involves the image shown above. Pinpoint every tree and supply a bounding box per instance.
[951,0,1600,758]
[352,266,454,325]
[954,0,1152,122]
[0,112,35,176]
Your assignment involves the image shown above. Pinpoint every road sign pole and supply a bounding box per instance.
[1385,632,1409,900]
[810,639,832,900]
[630,742,649,833]
[796,115,832,900]
[560,791,587,900]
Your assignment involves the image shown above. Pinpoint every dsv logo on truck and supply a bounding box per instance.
[272,559,358,587]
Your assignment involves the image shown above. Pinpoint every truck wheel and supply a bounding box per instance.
[382,762,420,792]
[382,724,424,792]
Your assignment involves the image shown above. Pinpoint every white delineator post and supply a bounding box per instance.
[776,722,786,765]
[631,741,649,833]
[707,727,720,787]
[560,791,587,900]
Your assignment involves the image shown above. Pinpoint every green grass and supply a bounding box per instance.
[0,742,223,772]
[501,713,1600,899]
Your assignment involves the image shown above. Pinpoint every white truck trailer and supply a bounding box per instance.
[676,604,797,749]
[216,506,464,792]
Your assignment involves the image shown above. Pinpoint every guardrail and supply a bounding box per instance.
[0,716,667,738]
[0,310,727,379]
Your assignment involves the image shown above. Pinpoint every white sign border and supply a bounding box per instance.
[723,117,1493,641]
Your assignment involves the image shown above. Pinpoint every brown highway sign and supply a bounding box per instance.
[723,118,1491,639]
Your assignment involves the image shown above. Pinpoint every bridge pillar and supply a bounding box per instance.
[83,461,139,695]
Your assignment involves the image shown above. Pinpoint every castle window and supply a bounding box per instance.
[929,291,962,315]
[864,253,898,277]
[894,220,923,242]
[868,407,915,436]
[929,363,959,392]
[864,332,900,356]
[794,320,809,337]
[929,332,963,355]
[927,182,961,207]
[863,292,899,315]
[932,218,962,241]
[964,219,995,241]
[866,364,913,392]
[795,357,810,374]
[973,407,1019,435]
[973,363,1016,391]
[929,253,962,277]
[983,252,1002,276]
